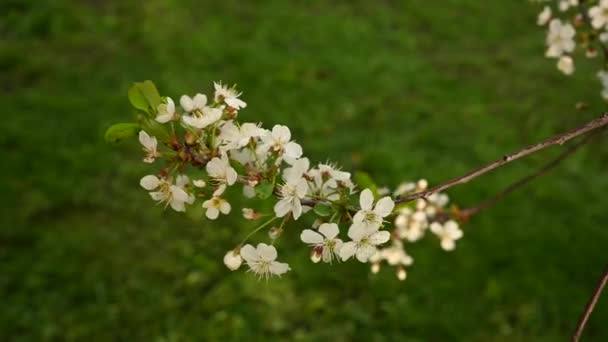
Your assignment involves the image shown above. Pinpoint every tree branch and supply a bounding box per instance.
[395,113,608,204]
[572,266,608,342]
[459,127,604,219]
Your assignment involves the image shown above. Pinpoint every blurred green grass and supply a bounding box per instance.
[1,0,608,340]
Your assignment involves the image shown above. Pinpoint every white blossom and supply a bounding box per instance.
[180,93,207,113]
[545,19,576,58]
[223,250,243,271]
[138,131,159,163]
[240,243,290,279]
[589,0,608,29]
[214,82,247,110]
[300,223,343,263]
[202,196,231,219]
[218,121,264,152]
[274,158,309,219]
[258,125,303,161]
[537,6,552,26]
[430,220,463,251]
[598,70,608,100]
[559,0,578,12]
[340,223,390,262]
[139,174,192,212]
[557,55,574,75]
[206,154,238,187]
[155,97,177,123]
[352,188,395,228]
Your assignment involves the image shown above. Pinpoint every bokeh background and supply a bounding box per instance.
[2,0,608,340]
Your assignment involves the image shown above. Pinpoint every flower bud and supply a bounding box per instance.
[242,208,259,220]
[397,267,407,281]
[268,226,283,240]
[223,250,243,271]
[193,179,206,188]
[371,262,380,274]
[417,179,428,191]
[310,247,323,263]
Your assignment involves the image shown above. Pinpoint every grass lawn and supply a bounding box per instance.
[2,0,608,340]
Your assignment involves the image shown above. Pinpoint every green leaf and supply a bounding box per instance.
[229,159,246,175]
[313,203,332,217]
[128,84,149,111]
[255,183,274,199]
[354,171,378,197]
[139,117,169,142]
[136,80,162,109]
[104,123,140,143]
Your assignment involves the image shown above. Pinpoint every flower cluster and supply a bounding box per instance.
[106,80,465,281]
[535,0,608,98]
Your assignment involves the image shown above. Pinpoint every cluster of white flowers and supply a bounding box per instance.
[108,80,465,281]
[535,0,608,98]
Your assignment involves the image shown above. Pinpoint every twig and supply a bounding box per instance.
[572,266,608,342]
[459,127,604,219]
[395,113,608,204]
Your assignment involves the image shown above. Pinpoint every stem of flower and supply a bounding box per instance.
[239,216,279,246]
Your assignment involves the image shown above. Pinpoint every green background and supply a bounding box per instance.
[2,0,608,340]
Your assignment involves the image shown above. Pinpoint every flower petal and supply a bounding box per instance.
[369,230,391,245]
[269,261,290,276]
[318,223,339,239]
[140,175,160,190]
[300,229,324,244]
[359,189,374,210]
[374,196,395,217]
[257,243,277,262]
[355,244,376,262]
[347,222,367,241]
[339,242,357,261]
[239,244,258,262]
[274,199,291,217]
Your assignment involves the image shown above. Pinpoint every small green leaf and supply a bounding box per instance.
[255,183,274,199]
[104,122,140,143]
[313,203,332,217]
[136,80,162,109]
[354,171,378,197]
[229,159,246,175]
[128,84,149,111]
[139,117,169,141]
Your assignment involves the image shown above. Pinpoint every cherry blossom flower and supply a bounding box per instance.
[155,97,176,123]
[218,121,264,152]
[240,243,290,279]
[258,125,303,161]
[545,19,575,58]
[202,196,231,219]
[138,131,159,163]
[557,55,574,75]
[223,249,243,271]
[340,223,391,262]
[300,223,343,263]
[180,93,222,129]
[180,93,207,113]
[559,0,577,12]
[274,158,309,219]
[206,154,238,187]
[537,6,551,26]
[352,188,395,228]
[430,220,463,251]
[214,82,247,110]
[589,0,608,29]
[139,174,192,212]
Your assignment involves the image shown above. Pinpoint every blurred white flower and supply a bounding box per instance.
[300,223,343,263]
[242,208,259,220]
[589,0,608,29]
[537,6,551,26]
[559,0,577,12]
[430,220,463,251]
[258,125,303,161]
[138,131,159,163]
[557,55,574,75]
[597,70,608,100]
[240,243,290,279]
[545,19,575,58]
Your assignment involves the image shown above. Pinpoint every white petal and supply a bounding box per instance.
[318,223,339,239]
[369,230,391,245]
[291,200,303,219]
[170,199,186,212]
[272,125,291,141]
[219,201,231,214]
[180,95,194,112]
[274,199,291,217]
[193,93,207,108]
[226,167,238,185]
[300,229,324,244]
[170,186,189,203]
[284,142,303,159]
[269,261,290,276]
[347,222,367,241]
[223,250,242,271]
[339,242,357,261]
[239,244,258,263]
[205,207,219,219]
[257,243,277,262]
[355,244,376,262]
[359,189,374,210]
[441,239,456,251]
[374,197,395,217]
[140,175,160,190]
